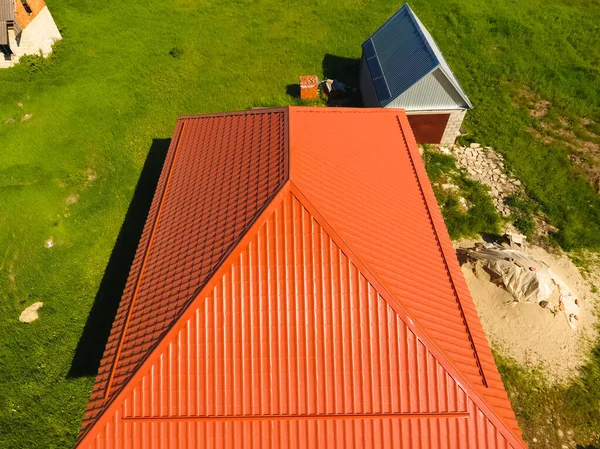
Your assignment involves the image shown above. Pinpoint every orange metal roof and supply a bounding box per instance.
[76,107,526,448]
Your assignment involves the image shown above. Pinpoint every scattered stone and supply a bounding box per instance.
[21,113,33,121]
[17,102,23,108]
[19,302,44,323]
[65,193,80,205]
[447,143,526,218]
[5,118,15,124]
[557,429,564,439]
[441,183,459,191]
[45,238,54,248]
[439,146,451,155]
[532,437,537,443]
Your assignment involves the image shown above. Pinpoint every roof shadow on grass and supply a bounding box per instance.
[321,53,363,107]
[67,138,170,378]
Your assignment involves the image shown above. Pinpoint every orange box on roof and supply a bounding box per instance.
[76,107,526,449]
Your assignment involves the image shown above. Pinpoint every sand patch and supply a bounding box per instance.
[65,193,80,205]
[456,239,598,383]
[86,168,97,182]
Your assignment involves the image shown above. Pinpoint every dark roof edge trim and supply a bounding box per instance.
[178,107,288,121]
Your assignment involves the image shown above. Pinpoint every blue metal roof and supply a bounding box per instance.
[362,4,472,109]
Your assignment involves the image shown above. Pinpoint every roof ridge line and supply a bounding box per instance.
[75,183,294,449]
[403,4,441,67]
[289,180,526,449]
[121,412,471,422]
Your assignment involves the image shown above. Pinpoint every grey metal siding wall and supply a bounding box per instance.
[409,9,472,108]
[387,68,468,110]
[0,0,13,21]
[359,55,380,107]
[0,20,7,45]
[13,15,20,35]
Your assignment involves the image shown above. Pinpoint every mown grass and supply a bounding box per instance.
[0,0,599,448]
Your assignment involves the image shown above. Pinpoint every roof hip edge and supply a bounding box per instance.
[75,182,295,449]
[289,177,526,449]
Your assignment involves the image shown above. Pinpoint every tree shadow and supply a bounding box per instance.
[321,54,362,107]
[577,445,600,449]
[67,139,170,378]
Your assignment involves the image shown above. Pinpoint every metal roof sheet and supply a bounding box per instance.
[362,3,472,109]
[0,0,13,22]
[76,107,524,449]
[0,20,7,45]
[79,109,288,439]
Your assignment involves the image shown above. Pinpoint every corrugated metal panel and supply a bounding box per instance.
[13,15,21,36]
[408,7,473,108]
[360,4,472,109]
[0,0,13,21]
[77,191,520,449]
[359,56,380,107]
[0,20,7,45]
[288,108,524,444]
[79,110,288,440]
[387,68,469,110]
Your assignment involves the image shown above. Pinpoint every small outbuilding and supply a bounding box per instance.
[0,0,61,68]
[360,3,472,145]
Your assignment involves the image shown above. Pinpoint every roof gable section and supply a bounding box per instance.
[405,5,473,108]
[127,192,470,418]
[364,4,472,108]
[390,68,471,110]
[365,4,438,105]
[79,109,288,439]
[76,189,523,449]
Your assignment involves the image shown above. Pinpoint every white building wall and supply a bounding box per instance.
[0,6,61,69]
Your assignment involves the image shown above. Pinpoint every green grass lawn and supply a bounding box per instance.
[0,0,599,447]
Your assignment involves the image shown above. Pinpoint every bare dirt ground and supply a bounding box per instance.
[456,237,599,383]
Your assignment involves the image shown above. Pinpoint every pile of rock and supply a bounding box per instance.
[450,143,522,216]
